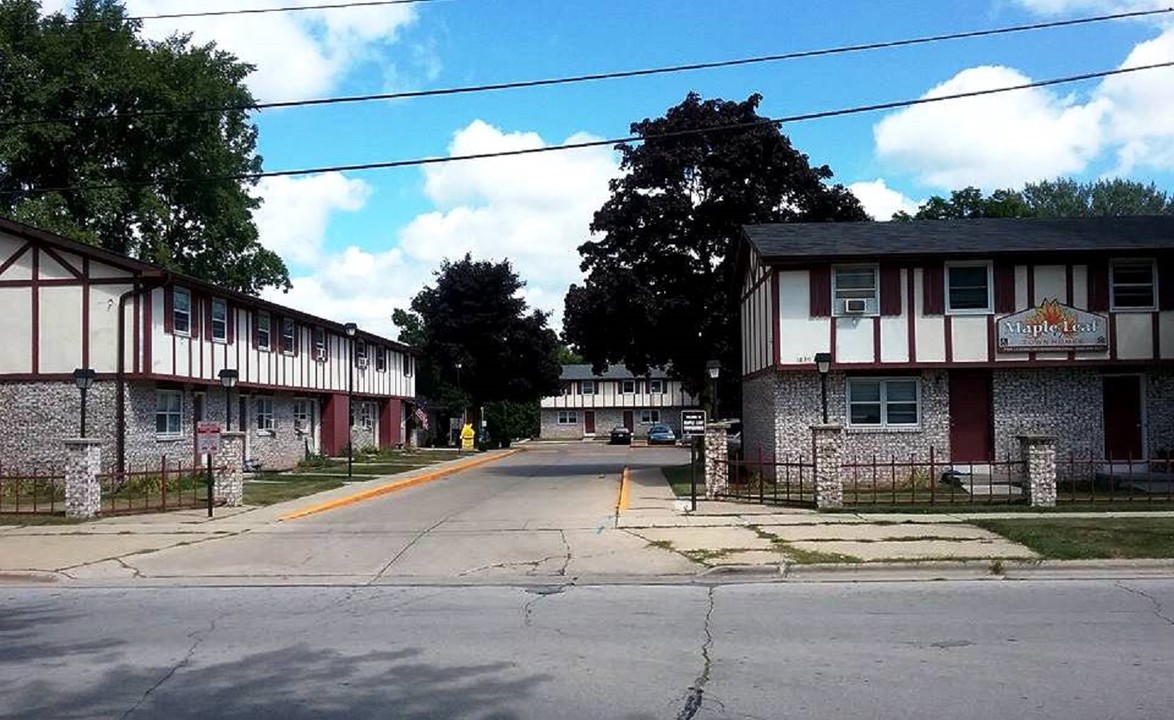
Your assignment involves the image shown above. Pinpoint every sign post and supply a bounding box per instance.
[196,421,222,518]
[681,410,706,511]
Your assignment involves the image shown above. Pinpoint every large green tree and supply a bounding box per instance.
[0,0,289,294]
[563,92,867,410]
[894,178,1174,220]
[393,254,562,420]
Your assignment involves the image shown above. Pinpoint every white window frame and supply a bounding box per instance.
[312,327,326,361]
[557,410,579,425]
[281,319,296,355]
[155,390,183,437]
[257,312,271,351]
[579,380,596,395]
[172,288,191,336]
[357,401,376,430]
[832,265,879,317]
[846,377,921,429]
[210,298,228,342]
[649,379,664,394]
[1110,259,1157,312]
[404,355,414,377]
[640,409,661,424]
[292,399,311,435]
[620,379,636,394]
[945,261,994,315]
[375,346,387,372]
[255,396,274,434]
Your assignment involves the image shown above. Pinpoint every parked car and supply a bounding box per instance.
[646,423,677,445]
[609,426,632,445]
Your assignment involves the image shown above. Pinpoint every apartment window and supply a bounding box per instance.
[355,340,368,367]
[404,355,414,377]
[946,263,993,313]
[557,410,579,425]
[293,400,312,434]
[579,380,596,394]
[847,378,920,428]
[172,289,191,335]
[255,397,274,432]
[621,380,636,394]
[358,401,376,430]
[257,312,271,351]
[832,266,878,316]
[1111,260,1156,310]
[648,379,664,394]
[312,327,326,361]
[280,319,296,354]
[375,346,387,372]
[640,409,661,424]
[155,390,183,436]
[211,299,228,342]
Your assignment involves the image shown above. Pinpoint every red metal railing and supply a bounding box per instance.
[1058,449,1174,504]
[0,462,65,515]
[719,449,817,507]
[97,456,224,515]
[842,449,1026,507]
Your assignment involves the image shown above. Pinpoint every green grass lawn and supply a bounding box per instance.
[243,478,344,506]
[662,464,702,497]
[974,517,1174,559]
[0,513,83,526]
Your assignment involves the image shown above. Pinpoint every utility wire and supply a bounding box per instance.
[68,0,447,23]
[7,6,1172,129]
[7,59,1173,196]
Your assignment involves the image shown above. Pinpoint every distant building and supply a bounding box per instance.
[539,364,700,440]
[0,217,417,473]
[737,217,1174,465]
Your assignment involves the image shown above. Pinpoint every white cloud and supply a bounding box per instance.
[1096,27,1174,172]
[1012,0,1170,15]
[874,66,1108,189]
[42,0,419,101]
[260,121,619,340]
[254,173,372,267]
[847,179,921,220]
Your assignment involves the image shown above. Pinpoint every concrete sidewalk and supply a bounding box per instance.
[618,467,1174,579]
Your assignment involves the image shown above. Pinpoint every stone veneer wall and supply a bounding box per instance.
[539,407,693,440]
[991,368,1104,463]
[740,372,778,462]
[1147,368,1174,458]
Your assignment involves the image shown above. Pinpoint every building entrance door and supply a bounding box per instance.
[622,410,634,432]
[949,370,993,462]
[584,411,596,435]
[1103,375,1144,461]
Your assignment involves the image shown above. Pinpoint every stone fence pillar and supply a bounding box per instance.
[213,431,246,507]
[704,423,729,498]
[811,424,845,510]
[63,439,102,519]
[1018,435,1057,508]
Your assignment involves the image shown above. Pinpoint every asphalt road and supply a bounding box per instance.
[119,443,699,582]
[2,580,1172,719]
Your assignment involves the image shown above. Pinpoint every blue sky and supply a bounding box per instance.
[44,1,1174,339]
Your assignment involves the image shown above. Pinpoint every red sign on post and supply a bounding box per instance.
[196,421,222,454]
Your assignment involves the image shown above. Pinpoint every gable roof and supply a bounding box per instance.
[0,215,414,353]
[560,364,673,381]
[743,217,1174,263]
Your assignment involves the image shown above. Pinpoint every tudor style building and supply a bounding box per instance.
[539,365,700,440]
[0,217,416,473]
[738,217,1174,465]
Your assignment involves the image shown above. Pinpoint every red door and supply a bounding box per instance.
[622,410,634,432]
[584,411,596,435]
[1104,376,1143,460]
[949,370,993,462]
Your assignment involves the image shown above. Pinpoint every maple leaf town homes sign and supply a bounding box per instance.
[997,299,1109,352]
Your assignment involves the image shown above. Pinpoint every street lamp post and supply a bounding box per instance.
[814,352,832,424]
[345,322,358,479]
[455,361,464,451]
[218,369,238,431]
[72,368,96,437]
[706,360,721,420]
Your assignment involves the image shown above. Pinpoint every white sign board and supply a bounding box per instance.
[196,421,222,454]
[681,410,707,437]
[997,300,1108,352]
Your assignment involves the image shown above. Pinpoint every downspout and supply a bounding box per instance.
[117,272,168,475]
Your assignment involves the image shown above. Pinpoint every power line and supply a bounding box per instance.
[7,59,1173,196]
[68,0,448,23]
[8,6,1172,129]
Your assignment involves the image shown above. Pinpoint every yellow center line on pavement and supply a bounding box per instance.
[616,466,631,514]
[278,448,524,522]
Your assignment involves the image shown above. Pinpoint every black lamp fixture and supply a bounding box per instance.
[814,352,832,424]
[72,368,96,437]
[218,368,238,431]
[344,322,358,479]
[705,360,720,420]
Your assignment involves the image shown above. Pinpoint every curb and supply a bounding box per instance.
[779,558,1174,582]
[278,448,524,522]
[616,467,631,513]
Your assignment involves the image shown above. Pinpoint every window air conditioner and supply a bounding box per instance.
[842,298,868,314]
[314,348,327,362]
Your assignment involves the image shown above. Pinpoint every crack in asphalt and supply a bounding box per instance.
[457,555,564,577]
[118,618,217,719]
[1117,581,1174,627]
[114,557,144,579]
[521,585,567,628]
[557,530,572,577]
[676,586,716,720]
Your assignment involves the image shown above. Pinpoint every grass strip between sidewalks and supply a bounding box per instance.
[973,517,1174,559]
[662,464,698,497]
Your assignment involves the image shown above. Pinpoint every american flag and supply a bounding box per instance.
[413,407,429,430]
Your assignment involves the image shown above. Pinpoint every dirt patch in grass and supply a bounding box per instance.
[974,517,1174,560]
[243,479,344,506]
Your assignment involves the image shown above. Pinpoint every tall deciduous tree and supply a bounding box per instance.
[564,92,867,407]
[394,254,562,415]
[0,0,289,294]
[893,178,1174,220]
